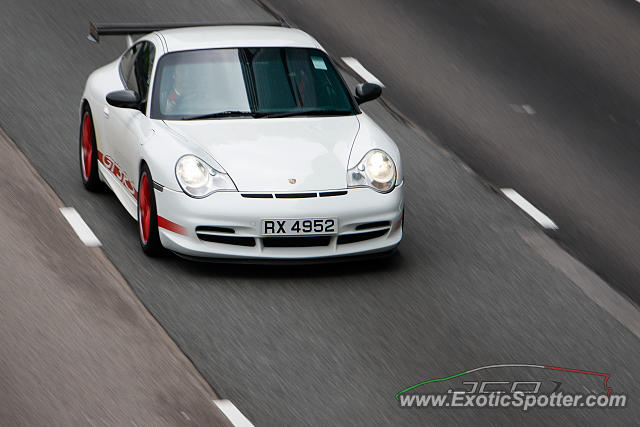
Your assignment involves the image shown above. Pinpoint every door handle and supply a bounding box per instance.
[103,105,110,118]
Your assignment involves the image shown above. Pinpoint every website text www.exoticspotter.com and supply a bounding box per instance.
[399,392,626,411]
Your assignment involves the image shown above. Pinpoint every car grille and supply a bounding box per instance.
[241,191,347,199]
[263,236,331,247]
[196,225,235,234]
[355,221,391,231]
[319,190,347,197]
[337,228,389,245]
[196,233,256,247]
[195,226,256,247]
[239,193,273,199]
[195,221,390,248]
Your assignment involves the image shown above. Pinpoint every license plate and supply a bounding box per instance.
[261,218,338,235]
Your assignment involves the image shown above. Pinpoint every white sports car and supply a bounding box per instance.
[80,22,404,261]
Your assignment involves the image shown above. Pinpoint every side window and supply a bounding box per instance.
[133,42,155,102]
[119,44,139,93]
[118,42,155,104]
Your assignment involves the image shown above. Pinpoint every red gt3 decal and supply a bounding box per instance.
[97,151,188,236]
[98,151,138,200]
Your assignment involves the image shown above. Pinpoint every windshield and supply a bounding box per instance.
[150,47,358,120]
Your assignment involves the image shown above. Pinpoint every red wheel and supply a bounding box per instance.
[79,106,101,191]
[137,164,163,256]
[138,172,151,244]
[81,114,92,180]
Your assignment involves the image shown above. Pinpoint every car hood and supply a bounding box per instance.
[164,116,360,192]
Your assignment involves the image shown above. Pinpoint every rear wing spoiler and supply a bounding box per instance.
[88,20,290,43]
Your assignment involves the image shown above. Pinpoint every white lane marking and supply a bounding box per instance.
[341,57,385,87]
[509,104,536,115]
[213,400,254,427]
[59,207,101,247]
[500,189,558,230]
[522,104,536,115]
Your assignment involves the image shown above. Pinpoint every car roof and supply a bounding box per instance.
[156,26,324,52]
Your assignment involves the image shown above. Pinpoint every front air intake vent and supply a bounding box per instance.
[241,193,273,199]
[241,191,348,199]
[262,236,331,247]
[337,229,389,245]
[196,226,235,234]
[196,233,255,247]
[319,191,348,197]
[274,193,318,199]
[355,221,391,231]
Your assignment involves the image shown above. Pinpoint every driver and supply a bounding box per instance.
[165,66,197,114]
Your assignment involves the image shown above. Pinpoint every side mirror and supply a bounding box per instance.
[354,83,382,104]
[106,89,140,109]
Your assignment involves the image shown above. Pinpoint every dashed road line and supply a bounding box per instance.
[213,400,254,427]
[501,188,558,230]
[509,104,536,115]
[59,207,101,247]
[341,57,385,87]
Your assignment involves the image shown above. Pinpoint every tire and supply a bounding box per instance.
[79,105,102,191]
[137,164,163,256]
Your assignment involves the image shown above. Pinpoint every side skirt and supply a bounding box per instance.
[97,162,137,219]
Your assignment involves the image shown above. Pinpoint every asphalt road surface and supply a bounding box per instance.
[267,0,640,304]
[1,0,640,425]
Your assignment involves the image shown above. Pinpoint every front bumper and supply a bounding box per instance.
[154,184,404,260]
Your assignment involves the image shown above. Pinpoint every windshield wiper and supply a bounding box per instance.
[182,111,256,120]
[258,109,353,119]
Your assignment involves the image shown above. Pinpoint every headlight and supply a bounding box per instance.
[347,149,396,193]
[175,155,236,198]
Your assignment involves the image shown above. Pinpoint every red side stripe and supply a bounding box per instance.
[157,216,187,235]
